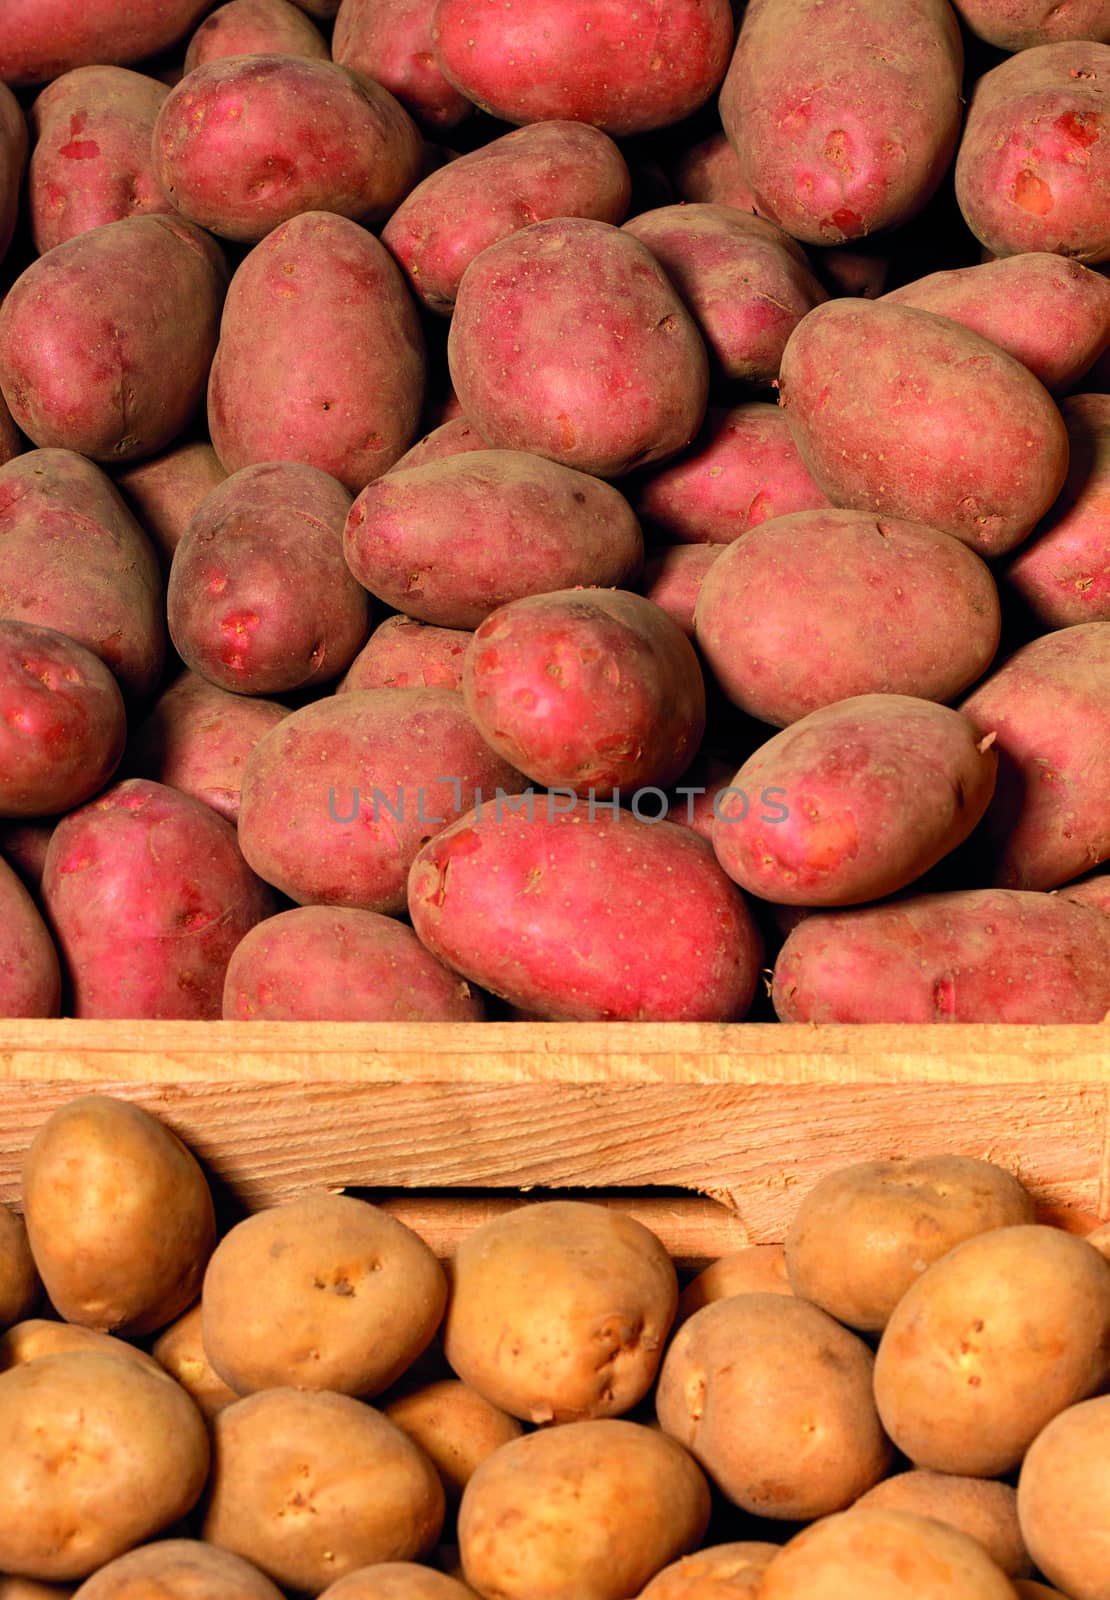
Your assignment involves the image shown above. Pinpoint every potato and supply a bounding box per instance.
[462,589,705,797]
[153,57,422,243]
[0,1583,73,1600]
[677,1246,793,1326]
[408,805,763,1022]
[0,389,21,466]
[950,0,1110,49]
[1019,1397,1110,1599]
[185,0,330,70]
[431,0,733,136]
[72,1542,285,1600]
[207,210,426,493]
[384,1380,523,1506]
[42,779,276,1019]
[855,1473,1029,1579]
[633,403,831,546]
[774,888,1110,1023]
[344,451,644,629]
[0,0,212,85]
[1005,396,1110,630]
[0,820,54,891]
[114,440,228,570]
[222,906,485,1022]
[0,449,165,701]
[694,509,1002,727]
[759,1508,1019,1600]
[956,44,1110,265]
[28,68,172,255]
[637,1544,779,1600]
[447,220,709,478]
[168,462,368,694]
[318,1571,475,1600]
[237,689,520,913]
[778,300,1070,556]
[719,0,963,245]
[0,856,61,1019]
[383,123,630,314]
[152,1303,240,1421]
[0,1320,164,1378]
[641,545,723,638]
[712,695,998,906]
[884,255,1110,395]
[670,132,763,214]
[657,1294,891,1519]
[333,0,471,130]
[1,84,28,265]
[458,1419,710,1600]
[390,418,490,474]
[1059,871,1110,917]
[784,1157,1035,1334]
[1013,1586,1070,1600]
[0,1351,209,1581]
[874,1225,1110,1476]
[0,1208,38,1332]
[339,617,471,694]
[202,1388,445,1592]
[961,623,1110,891]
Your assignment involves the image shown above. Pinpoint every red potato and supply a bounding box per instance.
[408,806,763,1022]
[153,56,422,244]
[670,132,763,214]
[1058,871,1110,917]
[621,206,827,389]
[390,418,491,473]
[41,778,276,1019]
[694,509,1002,728]
[641,545,723,638]
[814,249,891,300]
[462,589,706,797]
[0,392,20,467]
[447,219,709,478]
[127,671,288,824]
[0,857,61,1019]
[951,0,1110,48]
[237,689,522,913]
[961,623,1110,892]
[0,215,227,465]
[431,0,734,136]
[382,123,631,315]
[114,440,228,570]
[28,68,173,256]
[0,0,214,86]
[0,821,56,892]
[222,906,486,1020]
[0,86,27,265]
[333,0,472,129]
[884,255,1110,395]
[773,889,1110,1023]
[208,211,426,494]
[1005,395,1110,629]
[0,623,126,819]
[184,0,329,70]
[167,462,369,695]
[339,616,471,693]
[0,450,165,701]
[956,43,1110,265]
[778,300,1071,557]
[343,451,644,630]
[633,404,831,545]
[719,0,963,245]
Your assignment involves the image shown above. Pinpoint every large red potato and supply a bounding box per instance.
[333,0,471,129]
[0,86,26,266]
[0,0,214,86]
[0,858,61,1019]
[184,0,329,70]
[447,219,709,478]
[719,0,963,245]
[208,211,425,493]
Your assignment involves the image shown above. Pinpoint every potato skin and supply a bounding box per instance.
[333,0,471,130]
[773,888,1110,1024]
[71,1541,285,1600]
[447,219,709,478]
[719,0,963,245]
[0,1582,74,1600]
[151,1303,240,1421]
[874,1225,1110,1477]
[0,0,213,85]
[0,1320,164,1378]
[185,0,330,70]
[1,86,29,265]
[458,1419,711,1600]
[0,1351,210,1581]
[114,440,228,570]
[339,617,471,694]
[383,1380,523,1505]
[694,509,1001,728]
[778,300,1070,556]
[383,122,630,314]
[0,855,61,1019]
[950,0,1110,49]
[677,1246,793,1326]
[153,57,422,243]
[431,0,733,137]
[855,1473,1029,1579]
[390,418,490,474]
[1017,1394,1110,1600]
[408,807,763,1022]
[0,390,21,466]
[641,545,722,638]
[637,1544,778,1600]
[956,44,1110,265]
[208,211,426,494]
[318,1570,476,1600]
[0,1208,38,1332]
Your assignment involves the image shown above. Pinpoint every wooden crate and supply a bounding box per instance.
[2,1020,1108,1266]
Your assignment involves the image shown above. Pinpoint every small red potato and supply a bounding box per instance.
[185,0,329,70]
[462,589,705,797]
[383,122,630,314]
[719,0,963,245]
[333,0,472,130]
[223,906,486,1021]
[408,805,763,1022]
[956,44,1110,265]
[641,545,723,638]
[773,888,1110,1023]
[0,215,227,465]
[1,85,28,266]
[431,0,734,137]
[778,300,1070,556]
[154,57,421,244]
[28,68,172,255]
[72,1541,285,1600]
[42,779,276,1020]
[951,0,1110,48]
[151,1304,240,1422]
[390,418,490,474]
[384,1380,523,1506]
[114,440,228,569]
[208,211,426,494]
[1018,1394,1110,1600]
[855,1473,1029,1579]
[447,219,709,478]
[0,0,213,86]
[671,132,763,214]
[0,1207,39,1331]
[339,617,471,693]
[0,622,126,818]
[0,858,59,1020]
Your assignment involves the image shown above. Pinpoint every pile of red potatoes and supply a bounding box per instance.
[0,0,1109,1024]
